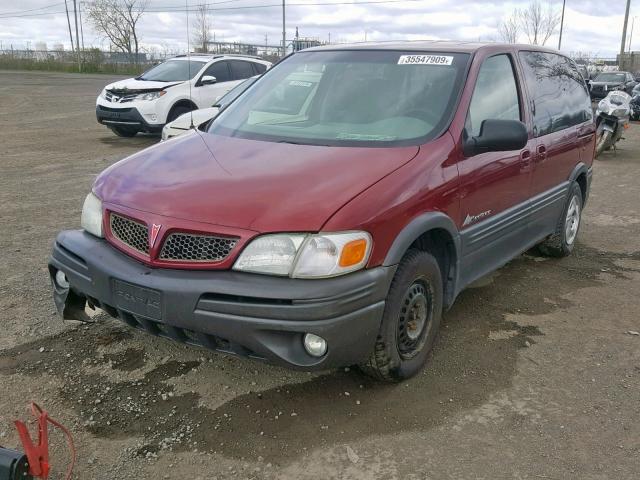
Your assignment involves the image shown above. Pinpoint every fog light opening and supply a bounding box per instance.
[55,270,70,289]
[303,333,327,358]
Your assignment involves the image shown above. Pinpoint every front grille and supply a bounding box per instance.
[159,232,237,262]
[110,213,149,254]
[105,91,137,103]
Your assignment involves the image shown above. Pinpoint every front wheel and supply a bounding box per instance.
[595,125,612,157]
[359,249,443,382]
[167,105,195,123]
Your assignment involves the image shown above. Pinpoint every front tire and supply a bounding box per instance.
[595,126,612,157]
[167,104,195,123]
[109,126,138,137]
[537,181,583,258]
[360,249,443,382]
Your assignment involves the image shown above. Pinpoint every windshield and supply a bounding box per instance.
[208,50,469,147]
[139,59,207,82]
[216,76,258,108]
[595,72,626,82]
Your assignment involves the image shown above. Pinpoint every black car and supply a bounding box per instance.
[590,71,637,99]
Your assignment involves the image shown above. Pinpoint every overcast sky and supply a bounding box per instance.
[0,0,635,58]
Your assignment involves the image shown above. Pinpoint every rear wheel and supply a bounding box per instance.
[537,181,583,258]
[359,249,443,382]
[109,126,138,137]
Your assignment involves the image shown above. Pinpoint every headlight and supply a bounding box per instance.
[81,192,104,238]
[233,232,372,278]
[136,91,166,101]
[233,234,306,275]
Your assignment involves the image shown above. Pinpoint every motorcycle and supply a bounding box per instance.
[594,90,631,157]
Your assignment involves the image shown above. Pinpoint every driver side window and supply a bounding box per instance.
[203,61,231,83]
[467,54,521,137]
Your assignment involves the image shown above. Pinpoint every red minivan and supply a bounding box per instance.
[49,42,595,381]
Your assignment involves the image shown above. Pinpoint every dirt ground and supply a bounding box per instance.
[0,70,638,480]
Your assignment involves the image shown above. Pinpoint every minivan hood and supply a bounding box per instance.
[105,77,182,93]
[94,132,419,232]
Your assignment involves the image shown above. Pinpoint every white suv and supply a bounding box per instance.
[96,54,271,137]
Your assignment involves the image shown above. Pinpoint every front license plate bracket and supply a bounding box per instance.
[112,279,162,320]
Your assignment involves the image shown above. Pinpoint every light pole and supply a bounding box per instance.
[282,0,286,57]
[558,0,566,50]
[620,0,631,57]
[629,16,637,53]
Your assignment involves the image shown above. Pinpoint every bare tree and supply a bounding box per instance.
[192,4,213,53]
[499,10,520,44]
[520,1,560,46]
[87,0,147,62]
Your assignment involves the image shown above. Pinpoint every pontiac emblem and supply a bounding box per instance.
[150,224,162,248]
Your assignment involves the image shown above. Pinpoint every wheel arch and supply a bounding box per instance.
[383,212,461,309]
[167,99,198,122]
[568,162,589,206]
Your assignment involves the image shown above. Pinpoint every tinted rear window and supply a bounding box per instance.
[519,51,592,137]
[230,60,255,80]
[253,62,267,74]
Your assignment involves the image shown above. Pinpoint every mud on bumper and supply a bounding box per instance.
[49,230,395,370]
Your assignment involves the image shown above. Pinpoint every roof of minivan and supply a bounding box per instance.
[303,40,558,54]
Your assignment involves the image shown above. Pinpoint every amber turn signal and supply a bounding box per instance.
[339,239,368,267]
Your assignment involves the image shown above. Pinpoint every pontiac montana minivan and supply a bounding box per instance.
[50,42,595,381]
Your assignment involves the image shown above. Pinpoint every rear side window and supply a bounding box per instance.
[252,62,267,74]
[466,54,521,137]
[230,61,255,80]
[203,61,231,83]
[518,51,592,137]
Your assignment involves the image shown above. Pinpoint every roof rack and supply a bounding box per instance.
[173,54,223,58]
[172,53,264,60]
[218,54,264,60]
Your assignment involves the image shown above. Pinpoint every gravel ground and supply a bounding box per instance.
[0,70,638,479]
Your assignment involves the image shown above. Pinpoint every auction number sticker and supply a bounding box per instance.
[397,55,453,65]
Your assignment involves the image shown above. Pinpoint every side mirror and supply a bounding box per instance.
[200,75,217,85]
[464,119,528,157]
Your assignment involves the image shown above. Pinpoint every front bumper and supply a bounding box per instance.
[49,230,395,370]
[96,105,163,133]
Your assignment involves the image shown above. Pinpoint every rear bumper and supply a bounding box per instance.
[49,230,395,370]
[96,105,163,133]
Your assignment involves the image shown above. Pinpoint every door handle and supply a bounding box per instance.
[520,150,532,171]
[536,145,547,161]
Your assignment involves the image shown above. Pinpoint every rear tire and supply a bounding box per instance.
[537,181,583,258]
[109,126,138,137]
[359,249,443,382]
